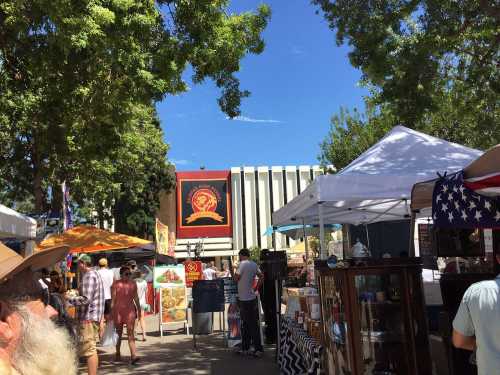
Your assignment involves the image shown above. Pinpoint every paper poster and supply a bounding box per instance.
[227,303,241,347]
[154,265,185,289]
[160,287,187,323]
[184,260,202,287]
[155,219,169,255]
[168,230,176,257]
[155,265,187,324]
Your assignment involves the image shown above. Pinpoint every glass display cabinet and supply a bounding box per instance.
[316,258,432,375]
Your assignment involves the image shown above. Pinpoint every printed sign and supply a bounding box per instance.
[176,171,232,238]
[168,231,176,257]
[227,302,241,347]
[155,219,169,255]
[222,277,238,304]
[160,287,187,323]
[155,265,188,324]
[154,265,185,289]
[184,260,203,287]
[192,279,225,313]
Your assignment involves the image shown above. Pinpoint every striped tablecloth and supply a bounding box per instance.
[278,316,323,375]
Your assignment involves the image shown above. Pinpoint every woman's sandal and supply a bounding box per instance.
[131,357,141,365]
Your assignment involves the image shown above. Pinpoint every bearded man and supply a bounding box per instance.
[0,243,76,375]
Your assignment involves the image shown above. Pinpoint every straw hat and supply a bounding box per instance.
[0,242,69,283]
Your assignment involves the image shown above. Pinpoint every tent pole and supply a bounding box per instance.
[409,211,417,257]
[302,218,308,264]
[319,203,326,259]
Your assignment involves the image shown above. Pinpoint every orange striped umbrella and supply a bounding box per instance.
[36,225,152,254]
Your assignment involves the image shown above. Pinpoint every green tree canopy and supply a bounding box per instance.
[315,0,499,169]
[1,0,270,234]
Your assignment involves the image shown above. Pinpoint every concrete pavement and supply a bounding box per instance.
[79,315,279,375]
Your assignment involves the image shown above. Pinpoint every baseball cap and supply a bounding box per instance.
[77,254,92,264]
[98,258,108,267]
[126,260,137,268]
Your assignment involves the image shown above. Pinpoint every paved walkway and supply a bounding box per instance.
[79,315,279,375]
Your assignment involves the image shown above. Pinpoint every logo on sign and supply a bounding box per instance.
[186,186,224,224]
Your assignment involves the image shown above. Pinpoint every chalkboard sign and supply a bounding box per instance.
[192,279,225,313]
[418,224,433,256]
[222,277,238,304]
[418,224,438,269]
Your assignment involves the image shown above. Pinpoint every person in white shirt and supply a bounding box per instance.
[97,258,115,337]
[234,248,264,357]
[202,263,217,280]
[134,271,149,341]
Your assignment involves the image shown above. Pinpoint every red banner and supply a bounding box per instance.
[184,260,203,287]
[176,171,232,238]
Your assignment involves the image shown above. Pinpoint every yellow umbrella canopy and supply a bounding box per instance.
[36,225,152,254]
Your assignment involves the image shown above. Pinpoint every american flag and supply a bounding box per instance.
[432,171,500,228]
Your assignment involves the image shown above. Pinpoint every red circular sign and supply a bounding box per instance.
[191,188,218,213]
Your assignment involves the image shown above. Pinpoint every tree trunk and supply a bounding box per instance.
[32,137,45,214]
[51,183,63,213]
[97,206,105,229]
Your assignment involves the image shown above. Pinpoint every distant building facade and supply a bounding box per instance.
[158,165,324,259]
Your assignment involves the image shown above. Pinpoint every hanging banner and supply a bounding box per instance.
[223,277,241,347]
[176,171,232,238]
[154,265,188,323]
[184,260,203,287]
[168,231,176,257]
[155,219,169,255]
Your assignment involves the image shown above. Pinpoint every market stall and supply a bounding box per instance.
[272,127,483,375]
[0,204,37,240]
[273,126,482,258]
[36,225,163,312]
[0,204,37,256]
[410,144,500,375]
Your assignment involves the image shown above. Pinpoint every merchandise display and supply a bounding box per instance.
[317,258,431,375]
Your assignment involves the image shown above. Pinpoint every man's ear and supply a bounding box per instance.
[0,301,16,345]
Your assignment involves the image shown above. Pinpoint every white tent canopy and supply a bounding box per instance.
[272,126,482,227]
[0,204,37,239]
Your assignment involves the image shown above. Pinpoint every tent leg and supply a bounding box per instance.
[302,218,309,264]
[319,204,326,259]
[409,211,416,257]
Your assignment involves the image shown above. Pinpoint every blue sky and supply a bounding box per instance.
[156,0,368,171]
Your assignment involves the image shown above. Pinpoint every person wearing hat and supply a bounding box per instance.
[0,243,77,374]
[97,257,114,337]
[67,254,104,375]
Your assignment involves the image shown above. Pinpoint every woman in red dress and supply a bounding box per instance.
[112,266,141,364]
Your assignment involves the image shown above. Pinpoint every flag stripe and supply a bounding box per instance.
[464,174,500,190]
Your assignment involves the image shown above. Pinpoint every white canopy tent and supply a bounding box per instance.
[0,204,37,239]
[272,126,482,257]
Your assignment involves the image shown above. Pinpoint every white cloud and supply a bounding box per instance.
[226,115,283,124]
[291,46,304,55]
[170,158,191,165]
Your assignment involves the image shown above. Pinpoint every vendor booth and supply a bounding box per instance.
[410,144,500,375]
[273,126,482,258]
[0,204,37,256]
[272,126,483,375]
[0,204,37,239]
[36,225,171,314]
